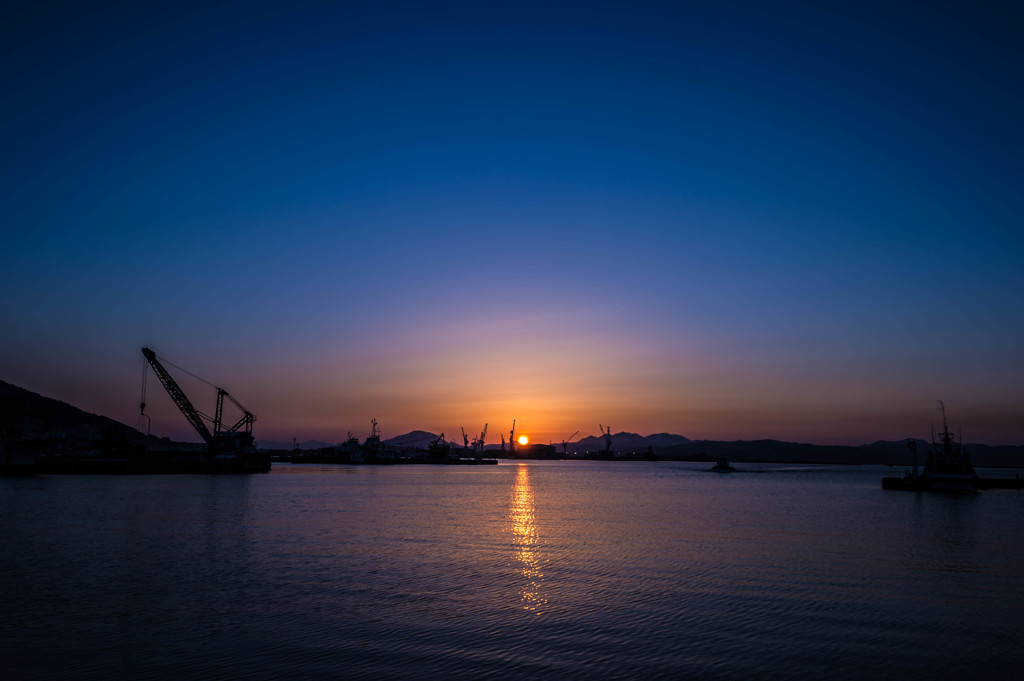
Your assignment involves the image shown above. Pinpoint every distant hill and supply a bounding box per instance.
[859,439,1024,468]
[572,431,691,454]
[385,430,441,448]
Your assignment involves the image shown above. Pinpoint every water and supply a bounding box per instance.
[2,461,1022,680]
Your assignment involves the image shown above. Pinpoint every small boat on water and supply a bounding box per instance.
[711,457,736,472]
[882,402,977,492]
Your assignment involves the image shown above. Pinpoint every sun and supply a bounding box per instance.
[518,435,528,446]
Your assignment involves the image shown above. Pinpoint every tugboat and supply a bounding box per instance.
[711,456,736,472]
[882,402,977,492]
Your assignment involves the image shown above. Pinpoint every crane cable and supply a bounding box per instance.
[156,353,219,390]
[151,350,252,415]
[137,353,151,435]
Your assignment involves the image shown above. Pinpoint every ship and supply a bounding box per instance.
[882,403,977,492]
[710,457,736,472]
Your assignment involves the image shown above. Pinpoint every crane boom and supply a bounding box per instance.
[560,430,579,455]
[141,347,213,443]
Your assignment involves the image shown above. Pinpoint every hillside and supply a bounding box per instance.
[573,431,691,453]
[385,430,442,448]
[0,380,145,442]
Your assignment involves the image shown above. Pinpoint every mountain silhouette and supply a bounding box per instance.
[2,381,1021,466]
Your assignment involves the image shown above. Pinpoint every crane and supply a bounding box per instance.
[140,347,255,457]
[428,433,450,458]
[560,430,579,457]
[461,427,470,451]
[600,424,612,455]
[509,419,516,453]
[472,423,488,455]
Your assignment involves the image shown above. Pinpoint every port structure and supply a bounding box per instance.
[560,431,579,457]
[140,347,255,456]
[471,423,488,456]
[599,424,613,456]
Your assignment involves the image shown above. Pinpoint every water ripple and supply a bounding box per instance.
[3,464,1023,680]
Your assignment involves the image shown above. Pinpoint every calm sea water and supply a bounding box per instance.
[2,461,1022,680]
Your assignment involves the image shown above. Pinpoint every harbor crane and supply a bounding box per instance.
[428,432,451,458]
[472,423,488,455]
[560,430,579,457]
[509,419,516,454]
[461,427,470,451]
[140,347,255,456]
[599,424,612,455]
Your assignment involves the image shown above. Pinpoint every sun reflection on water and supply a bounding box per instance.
[508,463,547,613]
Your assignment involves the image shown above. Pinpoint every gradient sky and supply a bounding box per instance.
[3,1,1022,446]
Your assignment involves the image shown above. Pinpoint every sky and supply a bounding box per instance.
[2,0,1022,446]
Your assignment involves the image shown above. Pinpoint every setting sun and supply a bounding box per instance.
[518,435,528,446]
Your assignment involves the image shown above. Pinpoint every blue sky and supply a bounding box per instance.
[2,1,1022,445]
